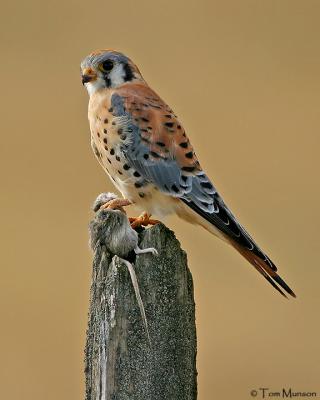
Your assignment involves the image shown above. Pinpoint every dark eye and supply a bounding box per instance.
[101,60,114,72]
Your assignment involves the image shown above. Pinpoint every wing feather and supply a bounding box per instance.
[111,86,295,298]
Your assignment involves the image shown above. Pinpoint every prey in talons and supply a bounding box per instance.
[94,193,160,229]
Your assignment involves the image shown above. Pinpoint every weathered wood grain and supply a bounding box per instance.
[85,209,197,400]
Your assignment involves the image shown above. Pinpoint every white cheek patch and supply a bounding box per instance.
[85,76,106,96]
[84,64,126,96]
[109,64,125,87]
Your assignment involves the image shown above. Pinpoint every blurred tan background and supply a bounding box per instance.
[0,0,319,399]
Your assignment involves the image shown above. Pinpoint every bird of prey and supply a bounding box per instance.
[80,49,295,298]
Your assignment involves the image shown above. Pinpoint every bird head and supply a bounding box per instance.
[80,49,143,95]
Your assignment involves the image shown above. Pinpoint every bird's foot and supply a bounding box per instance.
[129,212,160,228]
[100,198,132,213]
[134,246,158,256]
[93,193,132,213]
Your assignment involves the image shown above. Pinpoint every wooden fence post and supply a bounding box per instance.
[85,207,197,400]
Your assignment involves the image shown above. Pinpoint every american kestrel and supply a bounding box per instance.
[81,49,295,298]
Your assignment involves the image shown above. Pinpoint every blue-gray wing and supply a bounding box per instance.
[111,91,295,297]
[111,92,217,212]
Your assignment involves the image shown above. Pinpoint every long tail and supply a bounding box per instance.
[228,238,296,298]
[180,196,296,299]
[122,259,152,345]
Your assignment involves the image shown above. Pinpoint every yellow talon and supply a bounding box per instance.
[129,212,160,228]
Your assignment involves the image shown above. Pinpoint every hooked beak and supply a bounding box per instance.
[81,68,97,85]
